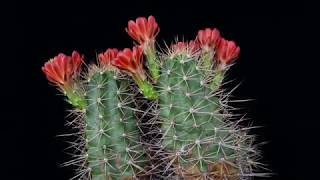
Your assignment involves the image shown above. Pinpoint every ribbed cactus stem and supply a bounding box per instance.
[158,53,239,178]
[85,70,146,179]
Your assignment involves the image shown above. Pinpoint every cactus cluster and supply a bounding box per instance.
[42,16,266,179]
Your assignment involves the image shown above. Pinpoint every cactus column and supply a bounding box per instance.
[158,51,240,179]
[84,68,146,179]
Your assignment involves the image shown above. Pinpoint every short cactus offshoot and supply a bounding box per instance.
[42,15,267,179]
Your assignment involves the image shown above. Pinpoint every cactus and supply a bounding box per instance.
[42,15,266,180]
[43,51,148,179]
[157,41,246,179]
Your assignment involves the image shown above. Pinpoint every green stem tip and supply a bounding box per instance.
[210,69,225,91]
[64,86,87,109]
[145,46,160,82]
[133,75,159,100]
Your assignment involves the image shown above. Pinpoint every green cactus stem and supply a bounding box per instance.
[84,69,146,180]
[157,53,245,179]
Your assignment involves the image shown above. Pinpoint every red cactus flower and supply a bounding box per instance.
[172,40,199,53]
[196,28,221,50]
[216,38,240,65]
[112,46,146,80]
[188,40,199,51]
[42,51,83,87]
[171,42,186,52]
[98,48,118,67]
[126,16,160,45]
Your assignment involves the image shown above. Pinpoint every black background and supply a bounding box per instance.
[11,0,310,179]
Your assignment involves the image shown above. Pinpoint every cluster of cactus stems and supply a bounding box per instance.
[42,16,266,179]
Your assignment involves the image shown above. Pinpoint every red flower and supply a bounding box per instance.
[171,40,199,53]
[126,16,160,45]
[196,28,221,49]
[216,38,240,65]
[42,51,83,87]
[172,41,186,51]
[98,48,118,67]
[112,46,145,79]
[188,40,199,51]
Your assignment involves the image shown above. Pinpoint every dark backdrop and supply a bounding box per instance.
[12,0,309,179]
